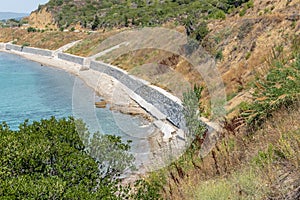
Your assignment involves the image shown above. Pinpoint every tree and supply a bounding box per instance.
[92,15,99,30]
[0,117,134,199]
[182,85,206,143]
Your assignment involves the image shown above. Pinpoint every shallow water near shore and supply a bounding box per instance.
[0,52,153,167]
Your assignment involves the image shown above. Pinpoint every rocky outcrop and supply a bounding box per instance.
[28,7,57,29]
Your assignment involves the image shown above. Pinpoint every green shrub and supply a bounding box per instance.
[239,8,247,16]
[241,54,300,126]
[22,42,30,47]
[245,52,251,60]
[0,117,136,199]
[215,50,223,60]
[183,84,206,141]
[212,10,226,19]
[27,27,37,33]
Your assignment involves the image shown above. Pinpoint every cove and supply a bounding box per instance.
[0,52,153,159]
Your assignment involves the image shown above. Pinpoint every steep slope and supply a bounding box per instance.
[207,0,300,114]
[27,7,58,30]
[92,0,299,115]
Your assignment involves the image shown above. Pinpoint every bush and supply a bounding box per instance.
[183,84,206,142]
[241,54,300,126]
[215,50,223,60]
[27,27,37,32]
[45,0,248,29]
[0,117,135,199]
[22,42,30,47]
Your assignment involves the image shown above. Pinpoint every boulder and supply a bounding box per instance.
[95,100,107,108]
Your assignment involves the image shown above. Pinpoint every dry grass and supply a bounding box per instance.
[184,167,268,200]
[0,28,87,50]
[65,29,126,57]
[99,48,204,99]
[161,103,300,200]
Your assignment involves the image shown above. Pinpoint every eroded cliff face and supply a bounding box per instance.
[28,7,58,29]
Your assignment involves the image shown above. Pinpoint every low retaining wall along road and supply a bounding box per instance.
[57,53,85,65]
[3,42,223,162]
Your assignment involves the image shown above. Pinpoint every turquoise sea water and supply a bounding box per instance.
[0,52,153,160]
[0,52,75,128]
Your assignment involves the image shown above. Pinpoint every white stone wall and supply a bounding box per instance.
[0,43,5,50]
[23,47,53,57]
[6,44,22,52]
[90,60,185,129]
[58,53,85,65]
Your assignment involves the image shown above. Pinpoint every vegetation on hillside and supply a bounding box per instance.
[0,28,87,50]
[240,36,300,127]
[141,33,300,199]
[0,117,160,199]
[1,0,299,199]
[42,0,249,29]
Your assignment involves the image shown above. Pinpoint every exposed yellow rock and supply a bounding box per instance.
[28,7,58,30]
[95,101,107,108]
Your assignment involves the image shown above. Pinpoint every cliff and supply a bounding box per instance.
[27,7,58,30]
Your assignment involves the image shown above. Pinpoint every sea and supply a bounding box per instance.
[0,52,154,167]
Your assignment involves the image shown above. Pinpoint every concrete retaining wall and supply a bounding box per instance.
[135,85,185,128]
[5,44,23,52]
[58,53,85,65]
[0,43,5,50]
[2,43,186,129]
[90,61,185,129]
[23,46,53,57]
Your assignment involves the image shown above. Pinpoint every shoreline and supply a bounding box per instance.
[0,44,193,174]
[0,48,151,118]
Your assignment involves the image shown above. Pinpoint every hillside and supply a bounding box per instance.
[28,0,248,30]
[63,0,300,117]
[0,0,299,199]
[0,28,87,50]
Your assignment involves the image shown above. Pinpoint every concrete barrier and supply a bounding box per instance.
[90,60,185,129]
[5,44,23,52]
[58,53,85,65]
[135,84,185,128]
[0,43,5,50]
[3,43,186,129]
[22,46,53,57]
